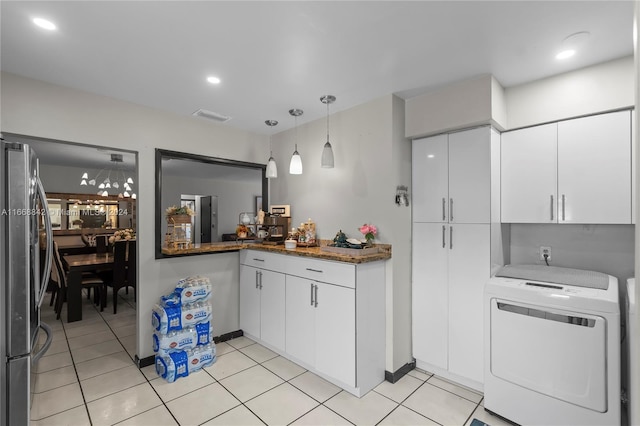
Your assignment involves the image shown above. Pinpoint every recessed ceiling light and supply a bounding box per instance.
[555,31,589,61]
[206,76,221,85]
[556,49,576,60]
[33,17,56,31]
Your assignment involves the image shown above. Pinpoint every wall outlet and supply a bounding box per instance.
[540,246,551,261]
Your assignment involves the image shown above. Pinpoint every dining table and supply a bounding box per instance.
[62,252,114,322]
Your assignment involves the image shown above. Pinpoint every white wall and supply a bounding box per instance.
[505,56,634,129]
[1,71,269,359]
[405,74,507,138]
[269,94,413,373]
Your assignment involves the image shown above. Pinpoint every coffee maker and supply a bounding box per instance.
[260,205,291,245]
[260,214,290,245]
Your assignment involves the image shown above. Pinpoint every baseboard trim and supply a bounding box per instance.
[385,360,416,383]
[214,329,244,343]
[136,355,154,368]
[135,330,244,369]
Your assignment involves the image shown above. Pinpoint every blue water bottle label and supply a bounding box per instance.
[165,306,182,333]
[195,322,211,346]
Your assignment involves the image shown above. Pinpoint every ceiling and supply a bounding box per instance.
[1,1,633,139]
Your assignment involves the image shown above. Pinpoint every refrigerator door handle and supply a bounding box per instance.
[32,322,53,364]
[36,177,53,308]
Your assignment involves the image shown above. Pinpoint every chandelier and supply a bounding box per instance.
[80,153,136,198]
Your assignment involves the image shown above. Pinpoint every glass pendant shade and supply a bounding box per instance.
[127,177,134,184]
[88,179,96,186]
[101,190,108,197]
[98,183,105,189]
[131,193,137,199]
[81,172,88,179]
[289,145,303,175]
[80,179,88,186]
[321,141,334,168]
[288,109,304,175]
[264,120,278,179]
[320,95,336,169]
[266,156,278,178]
[123,191,130,197]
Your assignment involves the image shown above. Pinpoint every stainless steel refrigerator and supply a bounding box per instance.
[1,139,53,426]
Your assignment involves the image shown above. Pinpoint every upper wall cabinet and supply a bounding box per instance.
[412,127,492,224]
[501,110,632,224]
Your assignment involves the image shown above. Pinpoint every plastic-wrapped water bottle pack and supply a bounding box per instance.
[153,276,216,382]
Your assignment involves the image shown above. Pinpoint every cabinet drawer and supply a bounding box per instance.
[240,250,287,273]
[286,256,355,288]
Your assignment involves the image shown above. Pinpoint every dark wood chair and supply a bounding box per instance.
[51,242,106,319]
[110,240,136,314]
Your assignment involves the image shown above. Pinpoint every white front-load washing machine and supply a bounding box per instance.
[484,265,620,426]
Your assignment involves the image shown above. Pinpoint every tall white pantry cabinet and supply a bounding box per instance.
[411,126,500,390]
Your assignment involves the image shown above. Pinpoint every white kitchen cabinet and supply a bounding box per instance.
[285,275,316,368]
[241,250,385,397]
[557,111,631,224]
[501,110,632,224]
[239,264,286,352]
[286,276,356,387]
[411,222,489,386]
[411,126,499,391]
[447,224,490,384]
[412,134,448,222]
[314,281,356,386]
[501,123,557,223]
[412,222,449,370]
[412,127,491,224]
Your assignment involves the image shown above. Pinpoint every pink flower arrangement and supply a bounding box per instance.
[359,223,377,246]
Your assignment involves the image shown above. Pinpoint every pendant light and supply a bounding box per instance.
[289,109,303,175]
[265,120,278,178]
[320,95,336,168]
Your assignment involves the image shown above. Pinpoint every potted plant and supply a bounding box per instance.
[236,224,249,238]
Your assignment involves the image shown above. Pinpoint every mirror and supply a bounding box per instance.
[46,192,136,231]
[155,149,268,258]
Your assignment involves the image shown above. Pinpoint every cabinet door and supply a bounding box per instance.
[447,224,490,384]
[260,269,286,352]
[239,265,261,339]
[285,275,316,367]
[411,222,449,370]
[412,134,449,222]
[448,128,491,224]
[501,123,557,223]
[558,111,631,224]
[315,282,356,387]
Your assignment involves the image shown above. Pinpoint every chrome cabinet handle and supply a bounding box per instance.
[310,283,314,306]
[562,194,566,221]
[449,226,453,250]
[255,271,259,289]
[314,284,318,307]
[253,258,265,262]
[442,225,446,248]
[449,198,453,222]
[550,195,554,221]
[259,271,263,289]
[306,268,323,273]
[442,198,446,221]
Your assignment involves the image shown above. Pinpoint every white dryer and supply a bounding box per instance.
[484,265,620,426]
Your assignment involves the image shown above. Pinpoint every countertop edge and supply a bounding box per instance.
[161,242,392,264]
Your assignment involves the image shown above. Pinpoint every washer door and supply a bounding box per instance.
[490,298,607,412]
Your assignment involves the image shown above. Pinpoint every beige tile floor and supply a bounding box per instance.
[31,290,511,426]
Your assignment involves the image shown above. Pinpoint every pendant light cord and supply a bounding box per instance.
[326,101,330,141]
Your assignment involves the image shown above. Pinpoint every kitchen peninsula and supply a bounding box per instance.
[162,240,391,396]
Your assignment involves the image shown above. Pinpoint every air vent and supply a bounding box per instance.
[192,109,232,123]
